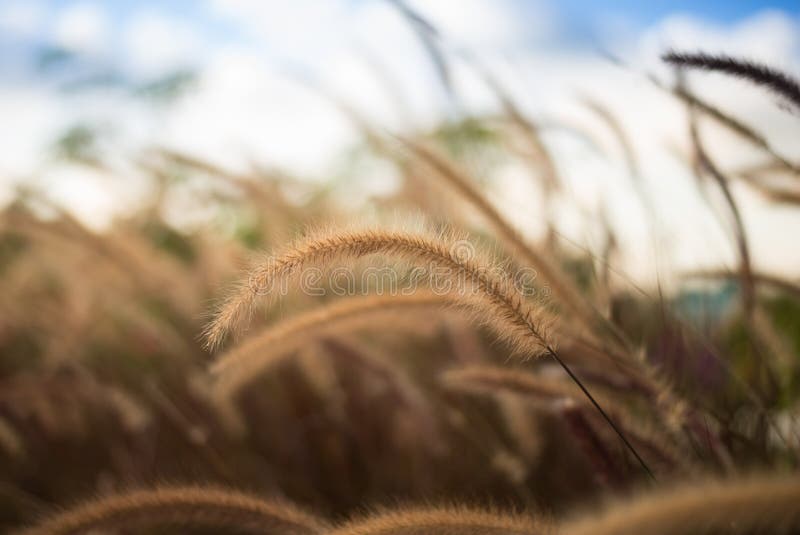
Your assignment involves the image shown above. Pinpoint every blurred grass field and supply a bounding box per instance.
[1,2,800,534]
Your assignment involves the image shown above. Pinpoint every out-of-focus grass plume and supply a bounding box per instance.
[2,1,800,534]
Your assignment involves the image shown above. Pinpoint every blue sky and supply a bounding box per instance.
[40,0,800,22]
[6,1,800,58]
[1,0,799,278]
[1,1,797,88]
[552,0,800,45]
[556,0,799,23]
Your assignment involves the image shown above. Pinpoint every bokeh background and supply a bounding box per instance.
[2,2,800,531]
[1,0,799,285]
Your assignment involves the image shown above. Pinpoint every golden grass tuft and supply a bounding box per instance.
[561,474,800,535]
[212,291,458,376]
[203,228,659,477]
[15,486,327,535]
[325,505,549,535]
[203,227,556,359]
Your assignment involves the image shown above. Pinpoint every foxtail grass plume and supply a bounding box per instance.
[663,51,800,110]
[203,228,556,359]
[561,474,800,535]
[16,486,327,535]
[326,506,548,535]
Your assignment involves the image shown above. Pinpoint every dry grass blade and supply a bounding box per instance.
[387,0,455,102]
[155,148,293,208]
[465,55,568,250]
[442,365,580,406]
[752,184,800,205]
[395,138,619,344]
[606,53,800,175]
[675,85,800,175]
[688,109,756,318]
[212,291,460,399]
[15,486,327,535]
[736,172,800,205]
[688,103,785,398]
[579,96,640,179]
[213,291,457,374]
[325,506,548,534]
[0,416,23,459]
[466,56,560,193]
[664,51,800,110]
[561,474,800,535]
[442,365,682,471]
[579,95,663,261]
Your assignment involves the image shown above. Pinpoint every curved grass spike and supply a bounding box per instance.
[212,291,460,398]
[663,50,800,110]
[204,228,654,480]
[203,228,551,352]
[15,486,327,535]
[325,506,548,535]
[561,474,800,535]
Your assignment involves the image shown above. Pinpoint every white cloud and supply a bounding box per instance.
[203,0,543,122]
[43,164,146,230]
[4,2,800,278]
[0,87,64,177]
[123,11,204,77]
[52,2,110,55]
[328,1,442,127]
[208,0,352,63]
[638,9,799,64]
[406,0,554,49]
[589,10,800,279]
[0,1,46,37]
[158,47,355,175]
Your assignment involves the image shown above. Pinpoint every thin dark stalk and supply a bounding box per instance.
[546,345,656,482]
[386,0,455,104]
